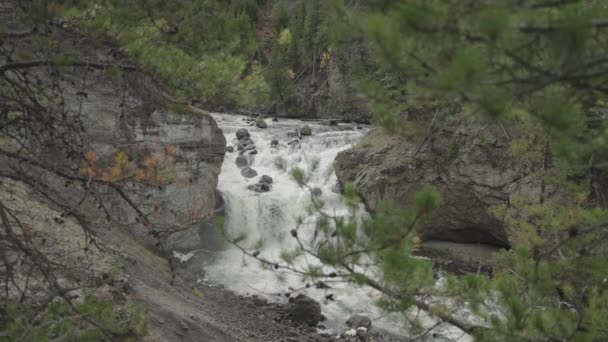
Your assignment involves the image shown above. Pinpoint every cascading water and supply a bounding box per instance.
[204,113,474,341]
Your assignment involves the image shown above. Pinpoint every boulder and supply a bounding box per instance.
[236,128,250,140]
[300,125,312,136]
[259,175,273,184]
[235,155,249,168]
[241,167,258,178]
[225,146,234,153]
[255,116,268,128]
[287,294,322,327]
[346,314,372,331]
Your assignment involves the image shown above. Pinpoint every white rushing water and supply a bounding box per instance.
[204,113,474,341]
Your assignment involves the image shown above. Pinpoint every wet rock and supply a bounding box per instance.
[248,175,273,192]
[356,125,363,130]
[271,139,279,148]
[331,182,343,194]
[248,150,258,155]
[300,125,312,136]
[239,137,255,147]
[311,187,323,197]
[225,146,234,153]
[356,327,368,341]
[236,155,249,168]
[255,116,268,128]
[346,314,372,331]
[259,175,273,185]
[247,183,270,193]
[241,167,258,178]
[329,120,339,126]
[272,117,279,122]
[287,294,322,327]
[236,128,250,140]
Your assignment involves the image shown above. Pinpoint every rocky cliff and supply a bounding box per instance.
[334,111,546,270]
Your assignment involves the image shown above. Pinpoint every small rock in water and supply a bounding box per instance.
[255,116,268,128]
[259,175,273,184]
[236,155,249,168]
[271,139,279,147]
[300,125,312,136]
[248,149,258,155]
[311,187,323,197]
[287,294,322,327]
[241,167,258,178]
[247,183,270,193]
[225,146,234,153]
[236,128,250,140]
[346,314,372,331]
[272,117,278,122]
[239,138,255,147]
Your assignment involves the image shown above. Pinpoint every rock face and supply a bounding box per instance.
[287,295,322,327]
[39,68,227,255]
[334,112,540,248]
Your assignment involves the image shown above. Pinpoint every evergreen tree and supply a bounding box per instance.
[330,1,608,340]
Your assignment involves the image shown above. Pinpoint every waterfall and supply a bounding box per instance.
[204,114,474,341]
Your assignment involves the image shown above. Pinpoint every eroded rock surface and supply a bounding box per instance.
[334,112,544,249]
